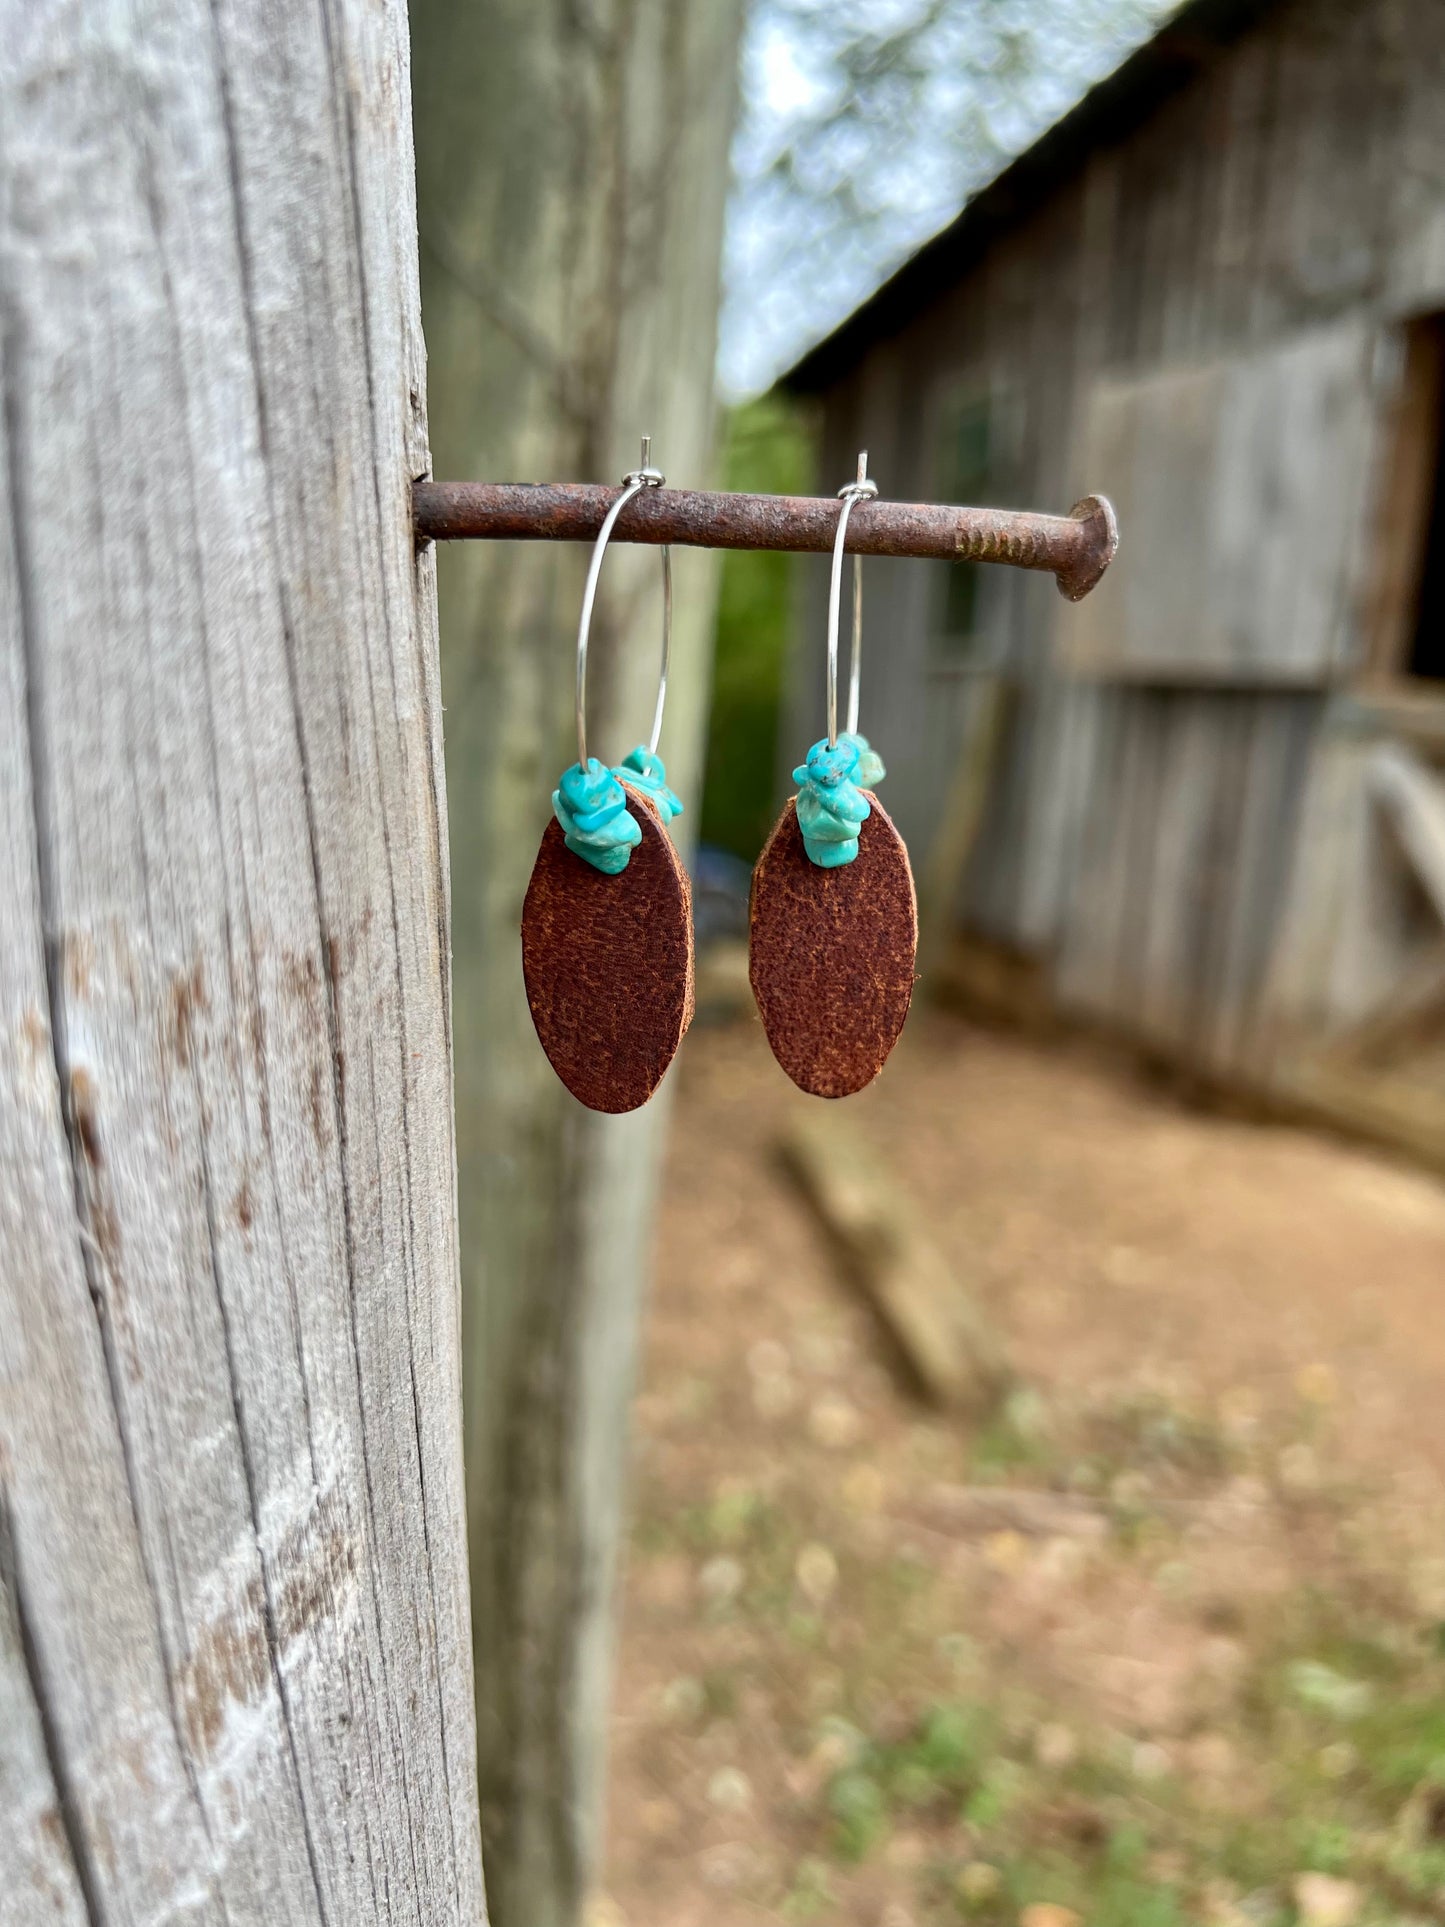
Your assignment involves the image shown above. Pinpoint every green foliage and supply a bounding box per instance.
[801,1611,1445,1922]
[722,0,1182,393]
[699,393,813,861]
[828,1768,889,1860]
[632,1324,1445,1926]
[1081,1874,1185,1927]
[1286,1659,1375,1723]
[1083,1387,1236,1482]
[968,1388,1052,1477]
[701,1669,738,1721]
[1295,1818,1353,1874]
[780,1855,834,1919]
[824,1699,998,1860]
[916,1702,992,1785]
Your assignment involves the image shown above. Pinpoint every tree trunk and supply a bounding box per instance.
[0,6,484,1924]
[411,6,743,1923]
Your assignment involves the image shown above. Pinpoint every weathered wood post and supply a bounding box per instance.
[0,5,485,1922]
[410,5,744,1921]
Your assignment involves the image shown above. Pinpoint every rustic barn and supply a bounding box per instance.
[784,0,1445,1157]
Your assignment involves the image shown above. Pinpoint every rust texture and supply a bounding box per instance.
[414,480,1118,601]
[521,787,695,1115]
[749,794,918,1100]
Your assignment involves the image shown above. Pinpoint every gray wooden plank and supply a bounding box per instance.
[0,1496,90,1927]
[0,3,485,1922]
[1063,320,1382,684]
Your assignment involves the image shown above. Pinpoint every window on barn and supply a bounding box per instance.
[1365,314,1445,686]
[1404,318,1445,683]
[931,385,1021,663]
[935,394,991,646]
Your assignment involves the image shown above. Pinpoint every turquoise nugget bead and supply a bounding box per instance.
[792,736,872,867]
[552,759,642,874]
[611,745,684,824]
[840,732,885,788]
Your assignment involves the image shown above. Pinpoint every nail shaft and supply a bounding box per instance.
[412,481,1118,601]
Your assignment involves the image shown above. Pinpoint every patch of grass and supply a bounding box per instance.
[626,1277,1445,1927]
[1082,1388,1237,1485]
[706,1483,765,1545]
[1197,1589,1445,1908]
[955,1835,1187,1927]
[700,1669,737,1721]
[1378,1836,1445,1909]
[1293,1817,1354,1874]
[653,1487,789,1559]
[780,1855,834,1920]
[788,1610,826,1647]
[797,1594,1445,1923]
[968,1391,1055,1478]
[822,1701,1000,1861]
[828,1769,889,1860]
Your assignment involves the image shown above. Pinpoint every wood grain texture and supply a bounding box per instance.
[412,1,745,1916]
[1062,321,1384,684]
[0,4,485,1923]
[1054,688,1320,1076]
[521,790,695,1114]
[750,796,918,1099]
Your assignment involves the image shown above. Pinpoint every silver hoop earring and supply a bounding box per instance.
[748,453,917,1099]
[570,444,681,855]
[521,440,695,1115]
[831,458,881,788]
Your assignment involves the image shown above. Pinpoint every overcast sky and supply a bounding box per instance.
[718,0,1181,398]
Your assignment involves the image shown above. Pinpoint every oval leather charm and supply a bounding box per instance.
[749,793,917,1099]
[522,786,695,1113]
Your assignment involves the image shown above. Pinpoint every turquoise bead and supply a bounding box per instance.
[611,745,684,824]
[841,732,886,788]
[791,735,875,867]
[552,759,641,874]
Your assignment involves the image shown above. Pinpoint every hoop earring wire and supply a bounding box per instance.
[576,437,671,769]
[749,445,916,1098]
[825,451,878,747]
[521,436,696,1114]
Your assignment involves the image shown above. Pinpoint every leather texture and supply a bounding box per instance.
[522,786,695,1113]
[749,793,917,1099]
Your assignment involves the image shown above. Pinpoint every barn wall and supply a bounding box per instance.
[794,0,1445,1076]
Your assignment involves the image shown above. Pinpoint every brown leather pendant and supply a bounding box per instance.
[749,792,917,1099]
[521,786,695,1113]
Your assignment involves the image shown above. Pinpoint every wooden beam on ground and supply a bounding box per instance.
[777,1111,1012,1413]
[1368,741,1445,926]
[1279,1061,1445,1179]
[914,1484,1109,1541]
[1320,945,1445,1069]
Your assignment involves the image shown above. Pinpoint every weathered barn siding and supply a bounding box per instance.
[789,0,1445,1082]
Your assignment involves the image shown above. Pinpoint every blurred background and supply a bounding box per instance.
[413,2,1445,1924]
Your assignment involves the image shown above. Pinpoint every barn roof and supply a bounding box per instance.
[783,0,1274,394]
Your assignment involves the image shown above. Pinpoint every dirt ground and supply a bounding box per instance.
[600,1010,1445,1927]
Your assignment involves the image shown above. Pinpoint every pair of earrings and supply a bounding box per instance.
[521,449,917,1115]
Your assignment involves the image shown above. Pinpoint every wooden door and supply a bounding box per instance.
[1061,320,1389,685]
